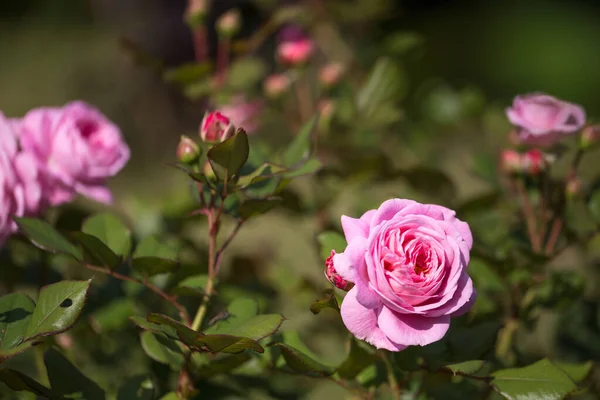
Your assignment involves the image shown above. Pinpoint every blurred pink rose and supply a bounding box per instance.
[200,111,235,143]
[263,74,290,99]
[319,62,345,87]
[0,113,46,245]
[334,199,475,351]
[17,101,130,205]
[506,93,586,146]
[218,97,264,134]
[277,38,314,66]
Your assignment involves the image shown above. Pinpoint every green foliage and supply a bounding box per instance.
[15,217,82,260]
[207,129,250,180]
[44,347,106,400]
[81,213,132,258]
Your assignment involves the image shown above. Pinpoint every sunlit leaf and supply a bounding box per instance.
[82,213,131,258]
[15,217,82,260]
[140,331,185,368]
[70,232,121,269]
[0,293,35,350]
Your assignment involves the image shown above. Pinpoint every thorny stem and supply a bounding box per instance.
[215,220,244,274]
[85,264,191,325]
[191,210,218,331]
[379,351,401,400]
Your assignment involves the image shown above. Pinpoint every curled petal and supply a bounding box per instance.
[341,215,369,242]
[377,306,450,347]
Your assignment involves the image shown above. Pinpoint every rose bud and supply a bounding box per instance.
[566,175,582,198]
[325,250,353,291]
[177,135,201,164]
[277,38,314,66]
[185,0,208,28]
[199,111,235,143]
[521,149,554,175]
[580,125,600,149]
[216,9,241,38]
[506,93,586,147]
[500,150,522,173]
[263,74,290,99]
[319,62,345,88]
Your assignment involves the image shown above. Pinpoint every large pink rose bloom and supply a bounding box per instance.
[0,113,46,245]
[334,199,475,351]
[17,101,130,205]
[506,93,586,146]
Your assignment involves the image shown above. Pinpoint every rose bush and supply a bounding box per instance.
[334,199,475,350]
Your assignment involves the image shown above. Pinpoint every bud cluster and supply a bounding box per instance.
[500,149,553,175]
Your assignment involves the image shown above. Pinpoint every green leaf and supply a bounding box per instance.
[281,158,322,178]
[15,217,82,260]
[164,62,211,84]
[131,257,178,277]
[133,235,179,260]
[82,213,131,258]
[184,78,214,100]
[207,130,250,179]
[385,32,423,55]
[316,231,347,260]
[492,358,577,400]
[204,298,258,334]
[91,299,137,332]
[356,57,406,112]
[336,337,377,379]
[193,334,264,354]
[282,116,319,168]
[69,232,120,269]
[310,290,340,315]
[24,280,90,342]
[117,375,156,400]
[45,347,106,400]
[238,197,282,220]
[140,331,185,368]
[174,274,209,296]
[0,341,35,362]
[449,321,501,361]
[217,314,284,341]
[0,369,58,399]
[193,353,252,378]
[130,316,178,339]
[273,343,335,377]
[146,313,198,345]
[555,361,593,383]
[0,293,35,350]
[226,58,267,91]
[443,360,489,376]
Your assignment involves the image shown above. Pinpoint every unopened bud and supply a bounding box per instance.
[581,125,600,149]
[325,250,353,291]
[203,160,216,180]
[500,150,522,173]
[177,135,201,164]
[319,62,345,88]
[522,149,551,175]
[277,38,314,66]
[185,0,208,28]
[263,74,290,99]
[566,175,583,198]
[199,111,235,143]
[216,9,241,37]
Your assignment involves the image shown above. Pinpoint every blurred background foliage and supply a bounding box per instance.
[2,0,600,398]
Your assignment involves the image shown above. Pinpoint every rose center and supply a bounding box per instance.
[76,119,98,138]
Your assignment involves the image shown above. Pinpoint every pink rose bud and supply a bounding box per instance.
[580,125,600,149]
[506,93,586,147]
[200,111,235,143]
[216,9,241,37]
[500,150,522,173]
[337,199,475,351]
[325,250,353,291]
[263,74,290,99]
[177,135,201,164]
[318,99,336,120]
[566,175,582,198]
[522,149,555,175]
[319,62,345,87]
[17,101,130,205]
[185,0,209,27]
[277,38,314,66]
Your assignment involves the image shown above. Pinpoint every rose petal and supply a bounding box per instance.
[377,306,450,346]
[369,199,417,229]
[341,287,407,352]
[341,215,369,242]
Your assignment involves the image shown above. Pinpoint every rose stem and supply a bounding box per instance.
[379,351,401,400]
[514,178,542,253]
[216,36,231,88]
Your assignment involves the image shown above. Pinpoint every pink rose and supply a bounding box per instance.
[277,38,314,66]
[506,93,586,146]
[17,101,130,205]
[0,113,46,245]
[217,97,264,134]
[334,199,475,351]
[263,74,290,99]
[200,111,235,142]
[319,62,345,87]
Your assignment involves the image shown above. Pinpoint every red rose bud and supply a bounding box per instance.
[263,74,290,99]
[177,135,201,164]
[325,250,353,291]
[581,125,600,149]
[566,175,582,198]
[200,111,235,143]
[216,9,241,37]
[319,62,345,88]
[185,0,208,27]
[277,38,314,66]
[522,149,551,175]
[500,149,522,173]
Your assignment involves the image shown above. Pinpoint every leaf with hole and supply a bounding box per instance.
[82,212,131,258]
[23,280,91,342]
[0,293,35,351]
[15,217,82,260]
[492,358,577,400]
[70,232,121,269]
